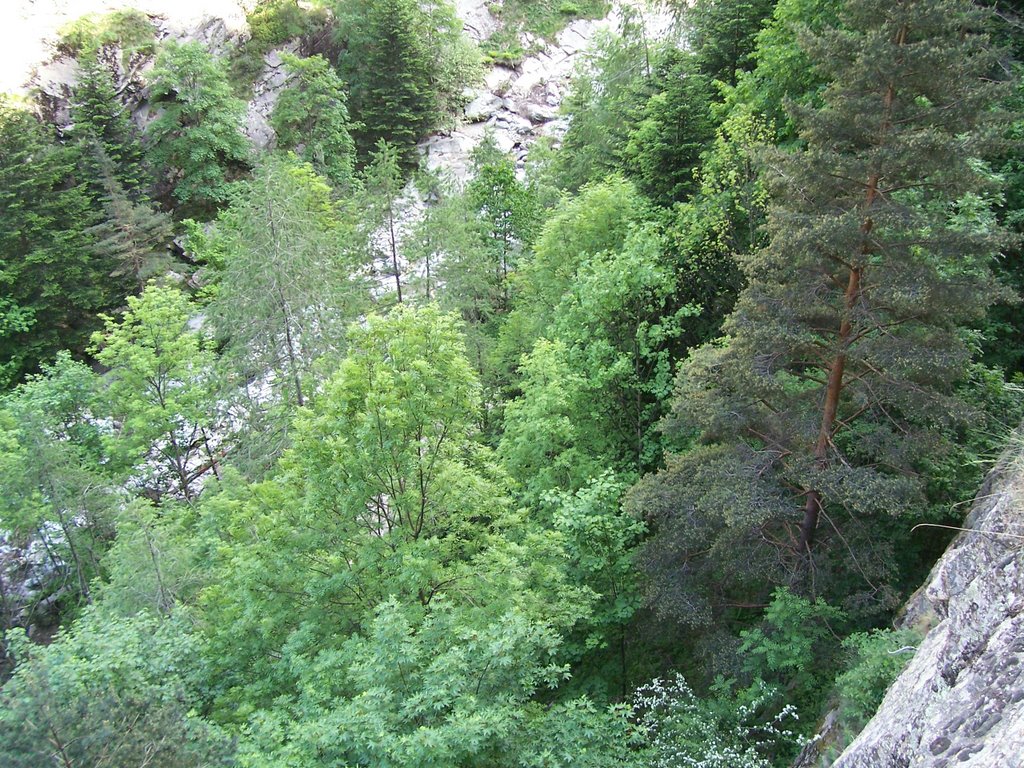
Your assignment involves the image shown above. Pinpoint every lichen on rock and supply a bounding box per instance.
[824,448,1024,767]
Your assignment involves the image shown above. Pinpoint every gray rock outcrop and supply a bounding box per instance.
[830,452,1024,767]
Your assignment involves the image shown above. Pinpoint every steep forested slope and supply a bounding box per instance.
[0,1,1021,766]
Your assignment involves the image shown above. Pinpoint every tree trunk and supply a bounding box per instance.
[797,23,906,557]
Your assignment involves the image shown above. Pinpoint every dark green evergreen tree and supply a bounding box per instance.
[687,0,777,85]
[632,0,1016,624]
[0,100,120,387]
[85,147,175,292]
[335,0,438,161]
[623,49,717,206]
[69,54,148,194]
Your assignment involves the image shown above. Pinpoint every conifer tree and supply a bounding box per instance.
[632,0,1015,621]
[69,54,147,194]
[86,147,174,292]
[0,101,118,387]
[362,140,407,302]
[201,154,368,412]
[687,0,777,85]
[336,0,438,161]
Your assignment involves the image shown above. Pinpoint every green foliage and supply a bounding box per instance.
[0,609,232,767]
[406,172,485,306]
[57,9,157,61]
[90,285,219,502]
[336,0,479,161]
[362,140,409,302]
[632,674,801,768]
[623,49,717,205]
[435,147,543,377]
[98,498,205,617]
[501,339,604,498]
[738,588,845,712]
[517,698,644,768]
[482,0,609,64]
[230,0,331,94]
[834,628,919,731]
[197,306,595,738]
[407,158,537,438]
[200,154,368,419]
[85,147,175,291]
[720,0,842,141]
[271,53,356,187]
[70,55,149,194]
[0,354,111,614]
[0,100,121,387]
[291,306,484,558]
[554,23,657,192]
[146,41,251,217]
[237,598,576,766]
[501,175,647,363]
[4,2,1022,762]
[978,56,1024,375]
[248,0,326,49]
[687,0,776,85]
[501,178,695,478]
[636,0,1016,628]
[545,472,645,694]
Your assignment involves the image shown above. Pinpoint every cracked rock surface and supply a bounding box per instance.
[830,452,1024,767]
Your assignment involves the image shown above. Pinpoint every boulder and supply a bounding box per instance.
[464,92,503,122]
[521,102,558,123]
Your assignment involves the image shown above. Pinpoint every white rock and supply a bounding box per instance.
[244,45,297,149]
[805,449,1024,768]
[484,66,517,92]
[0,0,250,95]
[493,129,516,154]
[464,92,503,122]
[521,102,558,123]
[453,0,499,42]
[545,80,561,105]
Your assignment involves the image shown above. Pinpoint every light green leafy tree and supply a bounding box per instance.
[198,307,596,760]
[501,178,695,481]
[0,354,112,613]
[271,53,356,188]
[0,608,233,767]
[90,285,220,503]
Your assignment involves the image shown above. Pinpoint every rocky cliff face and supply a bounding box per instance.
[0,0,250,96]
[829,452,1024,767]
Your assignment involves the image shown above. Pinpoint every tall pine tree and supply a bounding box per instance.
[631,0,1015,623]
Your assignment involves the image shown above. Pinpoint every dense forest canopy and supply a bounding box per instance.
[0,0,1022,765]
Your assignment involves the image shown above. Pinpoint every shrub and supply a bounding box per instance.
[834,628,919,730]
[57,9,157,60]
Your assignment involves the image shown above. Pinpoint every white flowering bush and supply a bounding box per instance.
[631,673,801,768]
